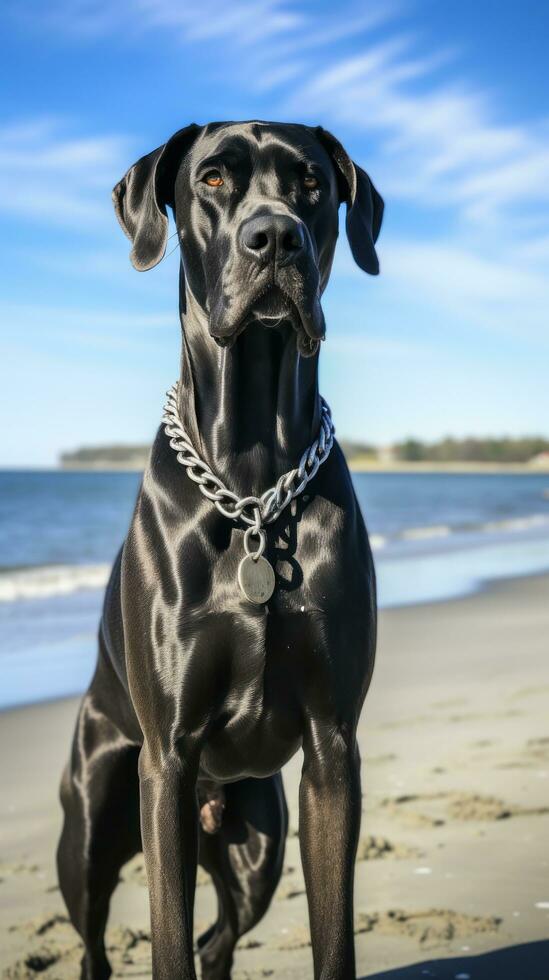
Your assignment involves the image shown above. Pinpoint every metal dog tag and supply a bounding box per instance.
[238,554,275,604]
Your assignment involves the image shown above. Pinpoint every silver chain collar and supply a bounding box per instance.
[162,382,335,562]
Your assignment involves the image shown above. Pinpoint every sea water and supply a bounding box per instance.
[1,470,548,708]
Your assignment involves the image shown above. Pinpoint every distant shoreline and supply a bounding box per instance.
[2,462,548,475]
[58,460,549,475]
[349,460,549,474]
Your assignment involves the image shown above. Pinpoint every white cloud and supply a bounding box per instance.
[0,118,128,228]
[332,234,548,350]
[384,240,548,343]
[26,0,547,233]
[3,0,548,357]
[138,0,304,43]
[283,48,549,230]
[7,1,548,229]
[258,6,400,65]
[8,0,304,43]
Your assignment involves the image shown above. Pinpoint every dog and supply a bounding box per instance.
[57,120,383,980]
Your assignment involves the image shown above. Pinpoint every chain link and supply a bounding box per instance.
[162,382,335,533]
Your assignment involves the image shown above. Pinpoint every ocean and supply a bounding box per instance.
[1,469,548,709]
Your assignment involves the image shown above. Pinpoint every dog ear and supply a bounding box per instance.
[314,126,384,275]
[112,124,201,271]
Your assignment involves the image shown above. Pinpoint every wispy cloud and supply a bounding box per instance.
[385,240,549,345]
[333,234,548,349]
[7,0,304,43]
[3,0,548,398]
[278,37,549,233]
[0,117,128,229]
[138,0,304,43]
[15,1,549,233]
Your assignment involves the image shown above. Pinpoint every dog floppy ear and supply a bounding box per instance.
[112,123,200,271]
[314,126,384,275]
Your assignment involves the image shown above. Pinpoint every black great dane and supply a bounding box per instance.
[57,121,383,980]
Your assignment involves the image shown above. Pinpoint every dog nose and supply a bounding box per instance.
[240,214,305,266]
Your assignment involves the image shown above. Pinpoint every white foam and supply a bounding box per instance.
[368,534,386,551]
[0,564,111,602]
[481,514,549,534]
[1,511,548,603]
[402,524,451,541]
[390,514,549,547]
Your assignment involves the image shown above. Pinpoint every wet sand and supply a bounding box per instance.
[1,573,549,978]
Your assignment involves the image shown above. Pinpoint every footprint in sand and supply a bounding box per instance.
[3,913,79,979]
[276,880,306,900]
[276,925,311,950]
[2,913,157,980]
[354,907,501,948]
[4,913,155,978]
[275,908,501,952]
[7,912,70,938]
[448,792,549,821]
[381,790,549,826]
[5,905,280,976]
[380,792,448,827]
[356,834,418,860]
[275,837,416,904]
[3,948,63,979]
[495,737,549,771]
[0,862,41,885]
[237,936,263,950]
[107,926,152,966]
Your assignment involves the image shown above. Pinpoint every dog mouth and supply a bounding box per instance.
[212,282,325,357]
[250,284,294,325]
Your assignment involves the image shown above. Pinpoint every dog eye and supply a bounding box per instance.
[204,171,224,187]
[303,175,319,190]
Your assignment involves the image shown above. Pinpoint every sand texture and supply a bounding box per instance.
[1,574,549,978]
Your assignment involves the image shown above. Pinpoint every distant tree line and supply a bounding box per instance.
[60,436,549,468]
[60,445,150,466]
[338,440,377,459]
[393,437,549,464]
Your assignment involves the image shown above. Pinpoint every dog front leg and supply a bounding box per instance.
[299,728,362,980]
[139,742,199,980]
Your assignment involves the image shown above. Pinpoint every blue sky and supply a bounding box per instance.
[1,0,548,466]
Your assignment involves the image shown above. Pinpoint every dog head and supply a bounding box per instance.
[113,121,383,356]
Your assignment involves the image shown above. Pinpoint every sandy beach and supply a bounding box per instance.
[1,573,549,979]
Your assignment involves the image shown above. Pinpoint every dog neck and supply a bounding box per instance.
[177,287,321,498]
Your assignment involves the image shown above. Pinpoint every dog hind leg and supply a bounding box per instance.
[57,693,141,980]
[197,773,287,980]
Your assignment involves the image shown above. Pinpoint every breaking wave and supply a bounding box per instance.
[0,514,548,600]
[369,513,549,553]
[0,564,111,602]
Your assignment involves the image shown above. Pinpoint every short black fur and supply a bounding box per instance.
[58,120,383,980]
